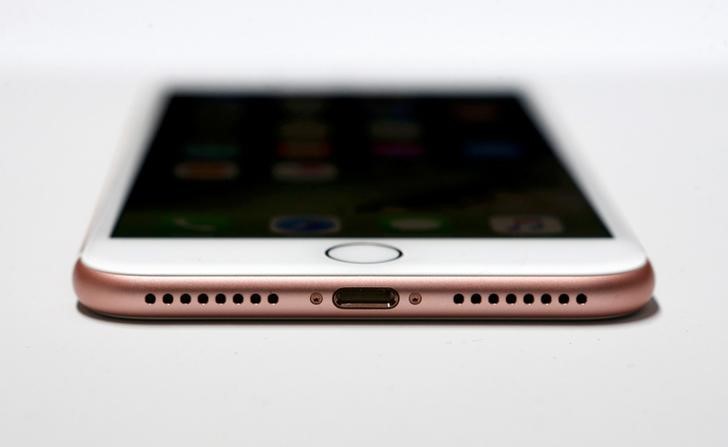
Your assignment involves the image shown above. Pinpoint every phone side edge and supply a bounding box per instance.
[73,259,655,320]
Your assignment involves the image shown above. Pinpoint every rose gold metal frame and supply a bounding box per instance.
[74,260,654,319]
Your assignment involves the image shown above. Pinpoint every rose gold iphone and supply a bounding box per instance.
[74,87,654,319]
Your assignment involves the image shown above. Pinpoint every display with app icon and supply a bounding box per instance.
[114,93,610,238]
[270,215,341,235]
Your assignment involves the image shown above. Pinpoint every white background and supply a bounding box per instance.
[1,1,728,446]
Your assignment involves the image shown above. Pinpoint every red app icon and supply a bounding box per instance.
[173,161,239,181]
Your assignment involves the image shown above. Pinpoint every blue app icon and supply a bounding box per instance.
[270,215,341,234]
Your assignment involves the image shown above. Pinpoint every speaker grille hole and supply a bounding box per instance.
[139,290,586,309]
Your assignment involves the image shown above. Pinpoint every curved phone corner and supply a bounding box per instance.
[73,259,94,312]
[73,259,119,317]
[607,260,655,319]
[634,260,655,310]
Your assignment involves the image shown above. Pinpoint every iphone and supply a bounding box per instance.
[74,88,654,319]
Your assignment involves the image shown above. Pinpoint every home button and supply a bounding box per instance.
[326,243,402,264]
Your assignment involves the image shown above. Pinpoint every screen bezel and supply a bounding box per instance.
[80,85,647,276]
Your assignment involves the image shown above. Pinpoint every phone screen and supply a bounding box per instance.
[112,91,610,238]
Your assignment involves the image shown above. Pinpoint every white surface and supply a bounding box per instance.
[2,1,728,446]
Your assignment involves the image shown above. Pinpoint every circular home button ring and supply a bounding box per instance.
[325,242,403,264]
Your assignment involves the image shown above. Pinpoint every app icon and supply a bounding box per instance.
[174,161,239,181]
[169,215,231,234]
[489,215,564,235]
[270,215,341,235]
[463,141,523,160]
[272,161,338,182]
[383,216,446,232]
